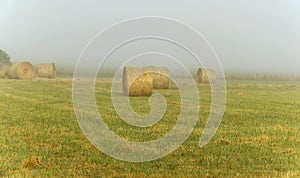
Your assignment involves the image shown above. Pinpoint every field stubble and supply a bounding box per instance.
[0,78,299,177]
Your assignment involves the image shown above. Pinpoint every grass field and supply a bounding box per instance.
[0,78,299,177]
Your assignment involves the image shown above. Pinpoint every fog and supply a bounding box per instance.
[0,0,299,75]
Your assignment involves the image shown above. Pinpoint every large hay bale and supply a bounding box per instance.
[38,63,56,78]
[144,66,170,89]
[8,62,35,80]
[196,68,216,83]
[122,67,153,96]
[0,63,12,78]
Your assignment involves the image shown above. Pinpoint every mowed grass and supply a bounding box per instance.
[0,78,299,177]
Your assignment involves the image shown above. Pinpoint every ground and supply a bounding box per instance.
[0,78,299,177]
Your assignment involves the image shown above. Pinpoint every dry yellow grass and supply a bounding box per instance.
[22,156,43,168]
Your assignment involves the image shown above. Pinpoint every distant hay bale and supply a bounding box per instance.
[0,63,12,79]
[0,69,4,78]
[122,67,153,96]
[196,68,216,83]
[38,63,56,78]
[8,62,35,80]
[144,66,170,89]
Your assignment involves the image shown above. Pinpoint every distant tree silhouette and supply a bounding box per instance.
[0,49,11,64]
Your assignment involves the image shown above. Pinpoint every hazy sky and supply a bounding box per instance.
[0,0,299,74]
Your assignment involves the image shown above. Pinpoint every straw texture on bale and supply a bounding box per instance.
[38,63,56,78]
[0,63,12,78]
[8,62,35,80]
[122,67,153,96]
[144,66,170,89]
[196,68,217,83]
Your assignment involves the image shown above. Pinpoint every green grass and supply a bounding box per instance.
[0,78,299,177]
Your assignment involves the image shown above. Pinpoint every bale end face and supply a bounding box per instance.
[8,62,35,80]
[196,68,217,83]
[38,63,56,78]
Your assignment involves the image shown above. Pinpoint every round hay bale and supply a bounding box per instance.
[38,63,56,78]
[8,62,35,80]
[196,68,216,83]
[144,66,170,89]
[0,63,12,78]
[0,69,4,78]
[122,67,153,96]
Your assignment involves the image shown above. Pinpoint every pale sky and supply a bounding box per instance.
[0,0,299,74]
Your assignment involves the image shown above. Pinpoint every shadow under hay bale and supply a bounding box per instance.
[0,63,12,79]
[8,62,35,80]
[38,63,56,78]
[122,67,153,96]
[144,66,170,89]
[196,68,216,83]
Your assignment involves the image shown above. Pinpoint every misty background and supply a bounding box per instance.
[0,0,299,77]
